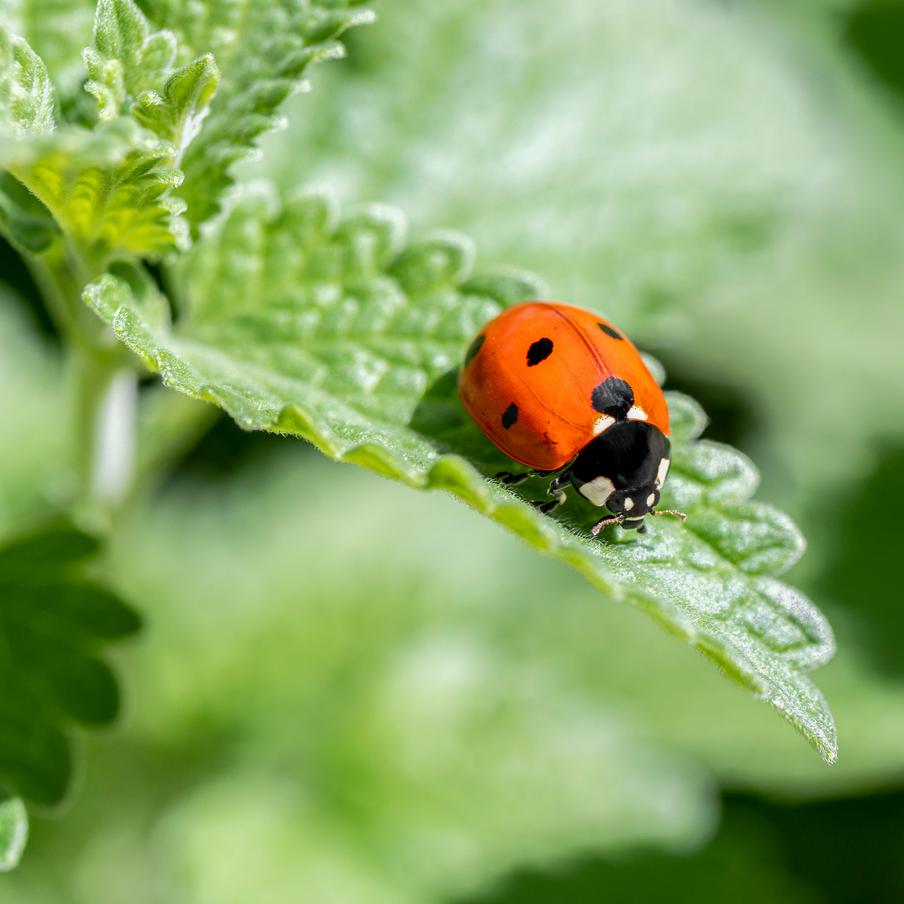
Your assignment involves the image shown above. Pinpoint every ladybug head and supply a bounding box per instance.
[569,421,677,531]
[603,485,663,529]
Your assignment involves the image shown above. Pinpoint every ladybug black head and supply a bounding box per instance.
[569,420,671,530]
[603,485,663,529]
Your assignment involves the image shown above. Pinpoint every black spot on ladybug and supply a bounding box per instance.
[591,376,634,418]
[501,403,519,429]
[465,334,485,365]
[598,322,623,341]
[526,337,554,366]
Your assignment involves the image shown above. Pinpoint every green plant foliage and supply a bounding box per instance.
[272,0,904,495]
[84,0,220,150]
[0,25,54,134]
[1,117,188,258]
[84,187,836,760]
[0,455,719,902]
[0,0,367,260]
[0,1,220,262]
[0,792,27,872]
[84,0,177,121]
[131,52,218,149]
[5,0,884,884]
[136,0,375,228]
[0,523,141,807]
[0,0,95,92]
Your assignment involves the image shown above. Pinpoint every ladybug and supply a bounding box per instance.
[458,301,685,534]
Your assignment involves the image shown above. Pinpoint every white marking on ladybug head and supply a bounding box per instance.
[656,457,670,487]
[647,493,656,507]
[627,405,648,421]
[577,475,615,507]
[593,414,615,436]
[623,496,635,511]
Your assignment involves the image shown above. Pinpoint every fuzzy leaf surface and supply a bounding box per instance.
[0,25,54,134]
[83,188,837,761]
[0,523,141,808]
[85,0,220,151]
[0,3,219,262]
[0,117,187,258]
[137,0,374,228]
[0,0,95,92]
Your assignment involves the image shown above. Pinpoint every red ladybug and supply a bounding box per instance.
[459,301,685,534]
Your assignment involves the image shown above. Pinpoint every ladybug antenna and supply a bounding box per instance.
[651,509,688,522]
[590,514,623,536]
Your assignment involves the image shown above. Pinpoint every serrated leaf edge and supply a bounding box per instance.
[81,194,838,763]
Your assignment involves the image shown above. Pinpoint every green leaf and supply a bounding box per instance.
[0,521,141,808]
[132,52,219,150]
[0,25,55,134]
[273,0,904,496]
[1,117,187,258]
[83,186,837,761]
[0,792,27,872]
[84,0,176,122]
[84,0,220,151]
[137,0,374,228]
[0,3,221,260]
[0,0,95,93]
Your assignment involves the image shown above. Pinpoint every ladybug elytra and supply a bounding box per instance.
[458,301,685,535]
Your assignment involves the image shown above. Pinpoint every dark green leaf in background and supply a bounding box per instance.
[0,523,140,807]
[844,0,904,106]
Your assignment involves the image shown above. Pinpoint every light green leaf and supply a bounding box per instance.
[0,792,27,872]
[84,187,837,761]
[132,52,219,150]
[1,118,187,258]
[0,1,219,260]
[138,0,374,228]
[84,0,219,152]
[0,522,141,807]
[84,0,175,122]
[0,25,55,134]
[0,0,95,93]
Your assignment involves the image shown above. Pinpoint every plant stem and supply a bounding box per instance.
[72,350,138,523]
[24,244,85,348]
[29,244,139,523]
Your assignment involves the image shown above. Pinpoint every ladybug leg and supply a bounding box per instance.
[495,470,531,486]
[494,468,555,486]
[531,470,570,515]
[533,491,566,515]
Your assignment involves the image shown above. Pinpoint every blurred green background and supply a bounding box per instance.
[2,0,904,901]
